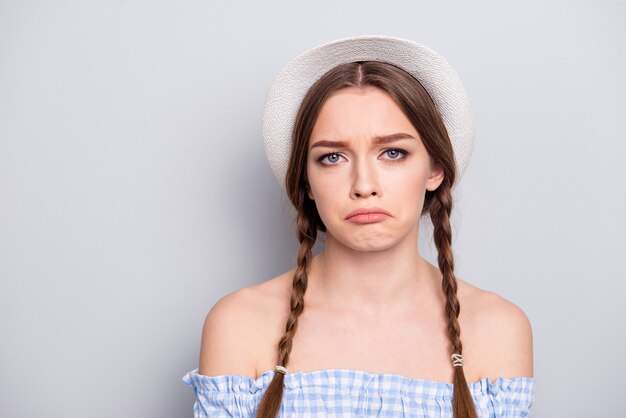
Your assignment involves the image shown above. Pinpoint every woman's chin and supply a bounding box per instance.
[332,234,399,253]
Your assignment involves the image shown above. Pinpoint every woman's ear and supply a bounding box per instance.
[426,161,445,192]
[307,183,315,200]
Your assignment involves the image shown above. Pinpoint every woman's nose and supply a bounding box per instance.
[350,157,381,198]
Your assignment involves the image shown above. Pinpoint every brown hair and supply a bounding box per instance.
[255,61,478,418]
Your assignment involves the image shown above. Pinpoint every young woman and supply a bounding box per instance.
[183,35,535,418]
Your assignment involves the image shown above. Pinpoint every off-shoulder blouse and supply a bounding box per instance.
[182,367,534,417]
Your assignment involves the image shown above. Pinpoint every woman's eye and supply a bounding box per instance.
[382,148,408,160]
[318,152,342,165]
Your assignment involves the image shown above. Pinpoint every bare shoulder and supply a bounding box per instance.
[198,270,293,378]
[457,279,534,381]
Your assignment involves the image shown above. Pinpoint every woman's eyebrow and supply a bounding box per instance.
[373,132,417,144]
[310,132,416,149]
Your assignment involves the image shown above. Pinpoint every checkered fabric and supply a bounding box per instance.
[183,368,534,417]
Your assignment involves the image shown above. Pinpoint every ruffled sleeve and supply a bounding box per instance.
[471,376,535,418]
[182,368,271,418]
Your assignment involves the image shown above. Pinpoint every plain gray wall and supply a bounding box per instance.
[1,0,624,417]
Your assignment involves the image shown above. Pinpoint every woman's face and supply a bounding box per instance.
[306,85,444,251]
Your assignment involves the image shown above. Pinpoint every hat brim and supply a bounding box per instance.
[262,35,475,190]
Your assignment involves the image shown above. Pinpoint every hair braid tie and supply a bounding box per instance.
[275,365,288,375]
[451,353,464,367]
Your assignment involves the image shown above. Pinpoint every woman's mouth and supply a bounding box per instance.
[345,207,392,224]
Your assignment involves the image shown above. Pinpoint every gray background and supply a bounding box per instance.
[1,0,624,417]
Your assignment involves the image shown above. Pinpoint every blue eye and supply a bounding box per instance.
[383,148,408,160]
[318,152,342,165]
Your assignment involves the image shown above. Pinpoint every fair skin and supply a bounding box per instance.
[199,86,533,385]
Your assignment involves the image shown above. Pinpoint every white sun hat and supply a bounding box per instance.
[262,35,475,190]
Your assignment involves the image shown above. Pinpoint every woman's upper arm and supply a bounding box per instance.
[198,288,259,378]
[477,292,534,380]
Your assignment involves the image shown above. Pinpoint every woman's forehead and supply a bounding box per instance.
[309,87,418,143]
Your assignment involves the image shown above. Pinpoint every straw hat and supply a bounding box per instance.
[262,35,475,190]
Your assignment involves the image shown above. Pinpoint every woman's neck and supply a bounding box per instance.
[306,232,440,317]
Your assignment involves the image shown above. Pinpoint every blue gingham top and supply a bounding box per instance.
[182,367,535,417]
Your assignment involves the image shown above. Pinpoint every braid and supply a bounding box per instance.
[430,181,478,418]
[254,211,317,418]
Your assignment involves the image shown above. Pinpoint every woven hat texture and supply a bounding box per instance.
[262,35,475,190]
